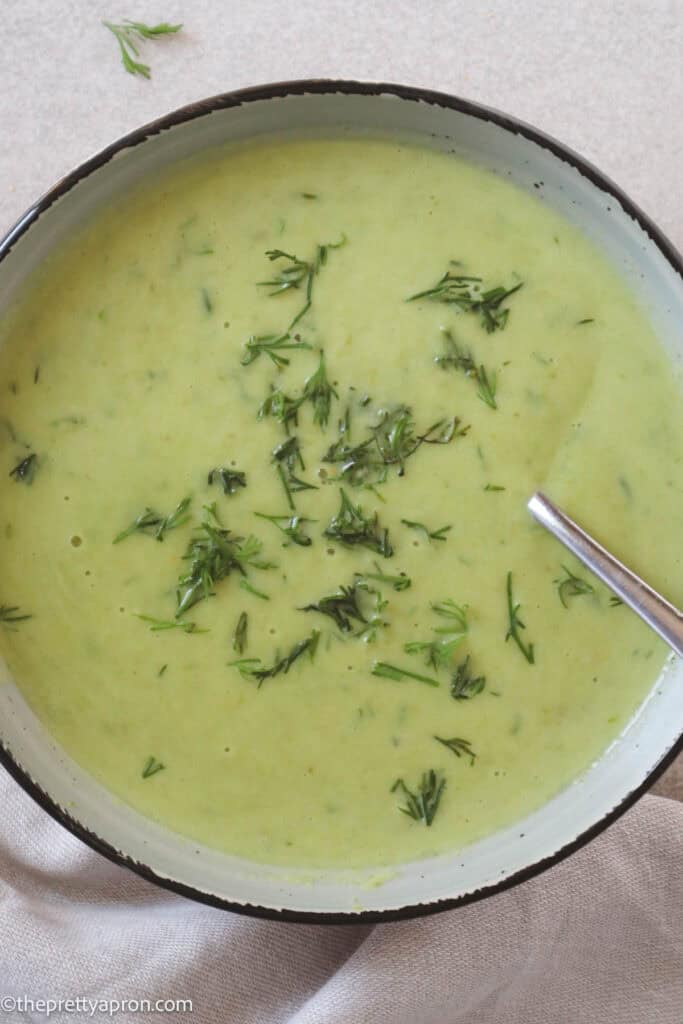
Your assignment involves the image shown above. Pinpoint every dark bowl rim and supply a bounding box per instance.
[0,77,681,925]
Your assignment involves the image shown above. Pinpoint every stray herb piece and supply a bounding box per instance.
[258,236,346,330]
[158,664,168,677]
[484,483,505,492]
[233,611,248,654]
[141,756,165,779]
[271,436,318,510]
[102,20,182,79]
[434,735,477,764]
[175,508,275,617]
[371,662,440,687]
[401,519,452,542]
[577,318,595,325]
[609,596,624,608]
[409,266,522,333]
[258,386,302,434]
[114,497,191,544]
[450,655,487,700]
[254,512,315,547]
[229,629,320,687]
[554,565,595,608]
[201,288,213,314]
[323,404,467,487]
[9,453,37,484]
[239,578,270,601]
[356,561,411,591]
[324,488,393,557]
[301,351,338,428]
[354,586,389,643]
[208,467,247,495]
[404,599,469,670]
[391,770,445,826]
[301,192,318,199]
[435,330,498,409]
[241,332,312,368]
[136,614,207,634]
[0,605,31,627]
[302,582,367,632]
[505,571,535,664]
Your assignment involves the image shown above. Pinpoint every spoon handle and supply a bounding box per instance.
[528,491,683,658]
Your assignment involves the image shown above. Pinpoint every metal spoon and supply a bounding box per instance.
[528,491,683,658]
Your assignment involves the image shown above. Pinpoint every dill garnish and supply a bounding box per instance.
[9,453,37,484]
[391,770,445,825]
[113,497,191,544]
[141,756,165,779]
[324,488,393,557]
[241,332,312,368]
[371,662,440,687]
[271,436,318,510]
[356,561,411,591]
[409,265,522,333]
[301,582,367,632]
[435,330,499,408]
[233,611,248,654]
[229,628,320,687]
[103,20,182,79]
[609,596,624,608]
[258,385,303,434]
[0,605,32,627]
[401,519,452,542]
[434,735,476,764]
[404,599,469,670]
[136,614,207,634]
[301,351,338,428]
[258,236,346,330]
[175,507,275,617]
[208,468,247,495]
[484,483,505,492]
[554,565,595,608]
[450,655,487,700]
[505,571,535,663]
[254,512,315,547]
[239,578,269,600]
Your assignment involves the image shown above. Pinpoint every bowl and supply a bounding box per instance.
[1,80,681,922]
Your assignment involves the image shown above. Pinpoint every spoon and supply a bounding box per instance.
[528,491,683,658]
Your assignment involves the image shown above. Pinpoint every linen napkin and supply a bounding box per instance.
[0,770,681,1024]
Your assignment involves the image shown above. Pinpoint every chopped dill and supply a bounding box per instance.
[391,770,445,825]
[371,662,440,687]
[208,467,247,495]
[141,755,165,779]
[401,519,452,542]
[409,265,522,333]
[103,19,182,79]
[0,605,32,628]
[113,496,191,544]
[254,512,315,547]
[239,578,270,601]
[9,453,37,484]
[241,332,312,368]
[229,629,320,687]
[135,614,207,634]
[233,611,248,654]
[435,329,498,409]
[554,565,595,608]
[505,571,535,663]
[301,582,367,632]
[324,488,393,557]
[450,655,487,700]
[434,735,476,764]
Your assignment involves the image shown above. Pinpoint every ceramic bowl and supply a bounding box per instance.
[1,81,681,922]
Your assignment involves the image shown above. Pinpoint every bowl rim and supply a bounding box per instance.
[1,77,681,924]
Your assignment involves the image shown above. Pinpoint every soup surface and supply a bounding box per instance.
[0,138,681,869]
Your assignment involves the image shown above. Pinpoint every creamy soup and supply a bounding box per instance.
[0,138,680,869]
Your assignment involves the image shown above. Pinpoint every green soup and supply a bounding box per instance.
[0,138,680,868]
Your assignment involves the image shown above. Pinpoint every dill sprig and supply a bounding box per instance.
[356,561,411,591]
[609,596,624,608]
[175,507,275,617]
[241,332,312,368]
[102,20,182,79]
[135,614,207,634]
[371,662,440,687]
[258,236,346,330]
[114,497,191,544]
[301,351,338,428]
[324,488,393,557]
[404,599,469,670]
[271,436,318,510]
[391,770,445,826]
[409,264,522,333]
[554,565,595,608]
[208,468,247,495]
[323,405,467,487]
[233,611,248,654]
[401,519,452,542]
[254,512,315,547]
[434,735,476,764]
[505,571,535,663]
[141,755,165,779]
[301,582,367,632]
[229,628,320,687]
[450,655,487,700]
[258,385,302,434]
[435,330,498,409]
[0,605,32,627]
[9,453,37,484]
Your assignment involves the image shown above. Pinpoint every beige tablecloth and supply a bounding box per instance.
[0,2,681,1020]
